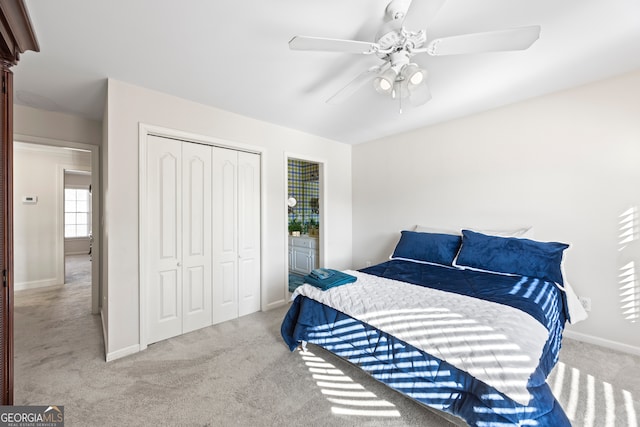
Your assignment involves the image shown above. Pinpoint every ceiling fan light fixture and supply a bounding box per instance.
[410,69,425,85]
[379,79,393,92]
[373,68,397,95]
[402,63,426,88]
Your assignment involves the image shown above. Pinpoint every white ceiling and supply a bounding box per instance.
[13,0,640,144]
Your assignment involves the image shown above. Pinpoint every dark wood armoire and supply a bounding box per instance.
[0,0,39,405]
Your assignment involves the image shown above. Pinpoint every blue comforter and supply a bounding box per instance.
[281,260,570,426]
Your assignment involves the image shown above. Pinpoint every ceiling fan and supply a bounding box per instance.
[289,0,541,110]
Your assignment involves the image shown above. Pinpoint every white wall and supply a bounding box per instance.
[353,70,640,354]
[13,143,91,289]
[14,105,102,144]
[104,79,352,359]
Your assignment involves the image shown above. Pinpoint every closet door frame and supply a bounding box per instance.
[138,123,264,351]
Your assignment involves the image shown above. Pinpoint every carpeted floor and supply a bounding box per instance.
[13,256,640,426]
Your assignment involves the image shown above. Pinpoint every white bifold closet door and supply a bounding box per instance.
[212,147,261,324]
[146,136,260,345]
[146,136,213,344]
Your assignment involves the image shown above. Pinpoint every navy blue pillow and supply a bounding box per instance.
[391,230,461,267]
[454,229,569,284]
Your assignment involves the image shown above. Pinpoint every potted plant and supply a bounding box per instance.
[306,218,319,237]
[288,218,303,236]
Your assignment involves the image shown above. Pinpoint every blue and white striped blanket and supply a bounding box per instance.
[281,260,570,426]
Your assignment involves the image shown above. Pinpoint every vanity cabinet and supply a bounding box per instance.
[289,235,318,275]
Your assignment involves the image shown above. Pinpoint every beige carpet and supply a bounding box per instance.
[13,256,640,426]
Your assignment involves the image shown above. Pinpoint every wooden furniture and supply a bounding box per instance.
[0,0,39,405]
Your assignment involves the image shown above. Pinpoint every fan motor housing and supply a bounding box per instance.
[377,31,404,51]
[385,0,411,21]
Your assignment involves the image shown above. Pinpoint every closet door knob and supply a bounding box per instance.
[177,262,181,267]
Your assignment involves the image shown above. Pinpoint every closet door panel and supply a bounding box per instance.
[159,270,179,319]
[220,261,236,303]
[182,142,213,333]
[238,152,261,316]
[212,147,238,324]
[159,153,179,260]
[147,135,183,344]
[185,266,204,309]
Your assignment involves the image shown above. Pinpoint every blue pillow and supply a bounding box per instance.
[391,230,461,267]
[454,229,569,284]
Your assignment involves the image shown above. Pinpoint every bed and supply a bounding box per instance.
[281,229,585,426]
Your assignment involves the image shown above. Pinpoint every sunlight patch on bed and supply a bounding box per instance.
[294,272,568,418]
[475,422,528,427]
[352,305,540,405]
[400,325,495,337]
[472,406,537,414]
[299,348,401,418]
[549,361,638,427]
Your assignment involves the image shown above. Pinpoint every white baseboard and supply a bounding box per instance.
[15,279,61,291]
[264,299,287,311]
[563,330,640,356]
[102,310,141,362]
[106,343,140,362]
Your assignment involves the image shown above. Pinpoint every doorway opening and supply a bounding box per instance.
[287,157,323,293]
[63,170,92,285]
[12,139,100,313]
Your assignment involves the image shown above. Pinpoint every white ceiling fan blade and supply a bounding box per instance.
[427,25,541,56]
[327,66,382,104]
[402,0,448,30]
[409,81,432,106]
[289,36,379,54]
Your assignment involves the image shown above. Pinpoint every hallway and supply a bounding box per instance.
[14,254,103,404]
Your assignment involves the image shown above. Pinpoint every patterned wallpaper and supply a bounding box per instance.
[288,159,319,230]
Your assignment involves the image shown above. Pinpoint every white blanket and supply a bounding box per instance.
[292,270,549,405]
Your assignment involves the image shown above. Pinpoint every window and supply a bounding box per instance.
[65,188,90,238]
